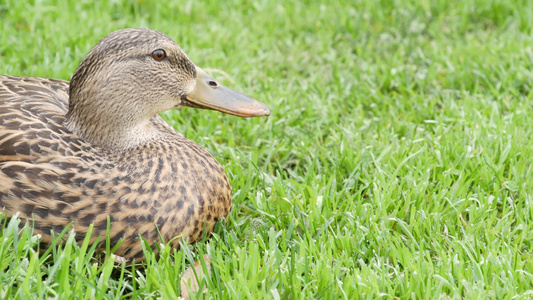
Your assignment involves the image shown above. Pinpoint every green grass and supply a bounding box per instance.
[1,0,533,298]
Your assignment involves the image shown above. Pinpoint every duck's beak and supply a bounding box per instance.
[184,66,270,117]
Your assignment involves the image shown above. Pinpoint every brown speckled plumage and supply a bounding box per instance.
[0,28,269,260]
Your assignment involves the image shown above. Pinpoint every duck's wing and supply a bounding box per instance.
[0,76,90,233]
[0,75,71,161]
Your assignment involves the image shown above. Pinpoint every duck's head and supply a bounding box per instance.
[66,28,269,149]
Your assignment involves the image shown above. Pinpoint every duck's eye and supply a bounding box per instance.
[152,49,166,61]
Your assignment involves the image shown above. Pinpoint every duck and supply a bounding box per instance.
[0,28,270,260]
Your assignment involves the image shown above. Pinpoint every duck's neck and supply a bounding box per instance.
[66,117,162,150]
[65,96,162,150]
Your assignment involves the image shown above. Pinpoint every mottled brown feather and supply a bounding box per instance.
[0,29,233,261]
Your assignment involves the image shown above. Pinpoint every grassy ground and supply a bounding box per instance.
[1,0,533,298]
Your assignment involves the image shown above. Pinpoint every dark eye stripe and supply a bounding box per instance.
[152,49,166,61]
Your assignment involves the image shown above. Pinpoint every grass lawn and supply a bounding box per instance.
[2,0,533,298]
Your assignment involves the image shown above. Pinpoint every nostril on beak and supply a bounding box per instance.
[208,81,217,87]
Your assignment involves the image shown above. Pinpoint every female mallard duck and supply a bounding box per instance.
[0,28,269,260]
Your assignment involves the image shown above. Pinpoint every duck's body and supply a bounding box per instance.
[0,75,230,259]
[0,29,269,260]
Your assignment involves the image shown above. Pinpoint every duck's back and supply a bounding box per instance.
[0,75,232,259]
